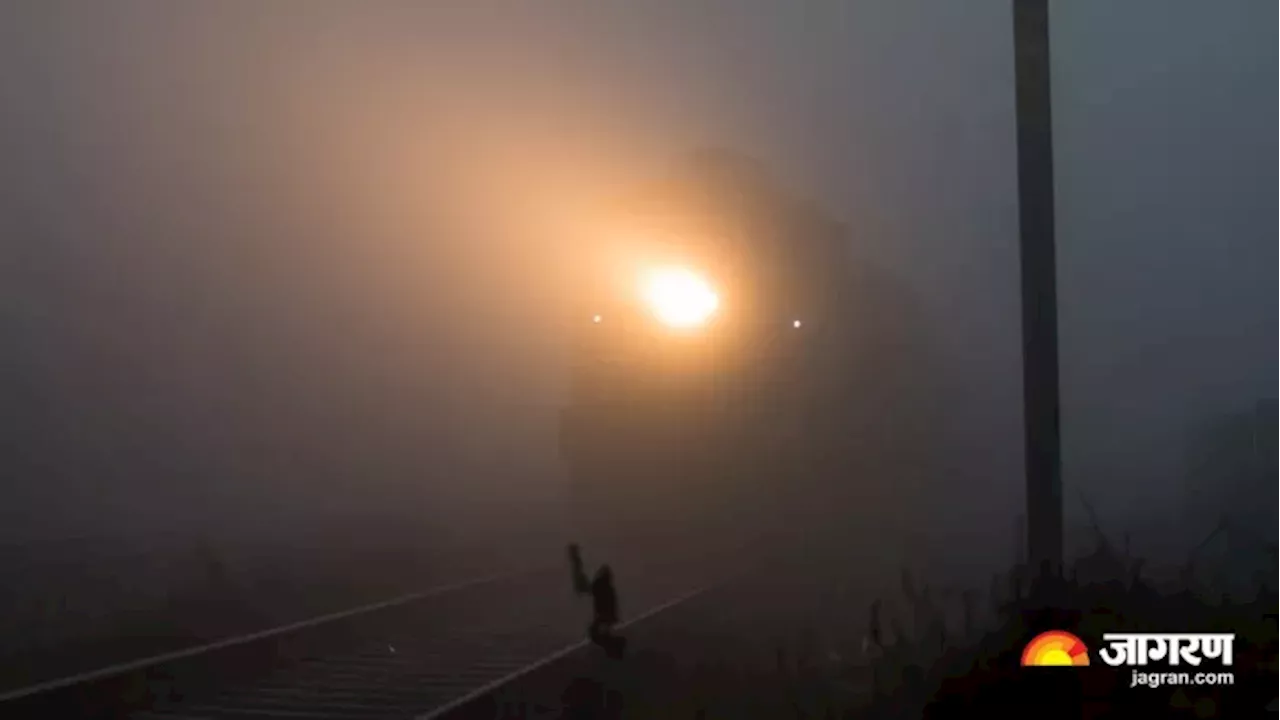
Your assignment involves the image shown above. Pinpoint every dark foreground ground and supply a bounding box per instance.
[445,563,881,719]
[0,530,558,695]
[3,531,1274,719]
[444,557,1277,720]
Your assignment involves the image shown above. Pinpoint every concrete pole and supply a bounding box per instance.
[1013,0,1064,573]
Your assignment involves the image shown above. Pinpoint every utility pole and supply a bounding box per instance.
[1013,0,1063,573]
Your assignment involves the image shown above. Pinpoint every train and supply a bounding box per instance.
[560,150,944,564]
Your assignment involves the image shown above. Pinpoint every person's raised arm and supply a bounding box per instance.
[567,543,591,595]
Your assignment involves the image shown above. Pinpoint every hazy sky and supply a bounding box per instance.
[1052,1,1275,551]
[0,2,1273,563]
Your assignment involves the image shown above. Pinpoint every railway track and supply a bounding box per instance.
[446,554,886,719]
[0,557,733,720]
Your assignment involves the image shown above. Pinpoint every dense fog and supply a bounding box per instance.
[0,1,1272,661]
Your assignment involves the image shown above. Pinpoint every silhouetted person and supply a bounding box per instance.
[567,543,626,658]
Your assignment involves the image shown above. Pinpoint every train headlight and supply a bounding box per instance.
[640,267,719,329]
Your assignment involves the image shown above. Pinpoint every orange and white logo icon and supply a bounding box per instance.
[1022,630,1090,667]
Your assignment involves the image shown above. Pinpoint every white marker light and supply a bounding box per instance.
[592,314,602,323]
[793,319,802,328]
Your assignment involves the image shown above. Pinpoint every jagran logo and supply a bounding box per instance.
[1020,631,1235,669]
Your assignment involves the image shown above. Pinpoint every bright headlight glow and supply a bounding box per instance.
[641,267,719,328]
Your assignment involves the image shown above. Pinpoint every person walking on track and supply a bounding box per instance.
[567,543,627,658]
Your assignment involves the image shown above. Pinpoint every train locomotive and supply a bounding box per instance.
[560,150,941,564]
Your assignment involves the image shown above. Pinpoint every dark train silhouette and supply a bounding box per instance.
[560,150,944,562]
